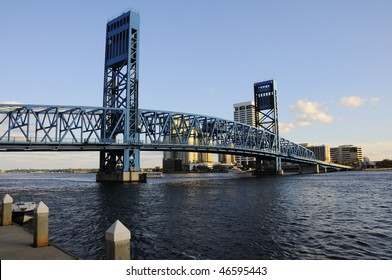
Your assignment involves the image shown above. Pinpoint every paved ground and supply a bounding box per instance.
[0,224,77,260]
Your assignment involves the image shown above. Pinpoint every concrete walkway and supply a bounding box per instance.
[0,224,77,260]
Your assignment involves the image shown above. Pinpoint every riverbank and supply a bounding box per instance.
[362,168,392,171]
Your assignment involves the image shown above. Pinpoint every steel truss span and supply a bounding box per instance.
[138,109,315,162]
[0,104,126,150]
[0,104,315,162]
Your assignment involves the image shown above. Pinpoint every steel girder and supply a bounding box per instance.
[254,80,281,172]
[279,137,314,159]
[0,104,125,145]
[0,104,316,162]
[138,109,315,160]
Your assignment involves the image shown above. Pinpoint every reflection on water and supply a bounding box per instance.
[1,171,392,259]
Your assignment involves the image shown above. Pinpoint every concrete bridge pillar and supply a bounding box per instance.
[96,171,146,183]
[1,194,13,226]
[96,149,146,182]
[319,166,328,173]
[253,157,284,176]
[299,164,319,174]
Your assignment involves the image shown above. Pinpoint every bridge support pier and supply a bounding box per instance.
[253,157,284,176]
[319,167,328,173]
[96,149,146,183]
[299,164,319,174]
[96,171,146,183]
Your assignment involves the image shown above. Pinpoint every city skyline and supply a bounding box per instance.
[1,0,391,169]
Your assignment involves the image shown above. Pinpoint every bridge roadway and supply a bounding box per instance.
[0,104,350,170]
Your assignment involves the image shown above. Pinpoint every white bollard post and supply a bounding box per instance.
[105,220,131,260]
[34,201,49,247]
[1,194,13,226]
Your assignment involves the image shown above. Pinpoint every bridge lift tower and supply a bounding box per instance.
[96,10,144,182]
[254,80,283,175]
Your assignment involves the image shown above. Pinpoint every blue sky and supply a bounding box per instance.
[0,0,391,169]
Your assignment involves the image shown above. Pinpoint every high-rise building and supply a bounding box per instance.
[162,117,212,172]
[218,153,236,164]
[301,144,331,162]
[330,145,363,165]
[233,101,256,167]
[233,101,256,127]
[163,150,213,172]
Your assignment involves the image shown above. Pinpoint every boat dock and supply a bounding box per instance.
[0,224,77,260]
[145,171,163,178]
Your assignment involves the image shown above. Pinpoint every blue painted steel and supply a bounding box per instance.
[254,80,279,133]
[254,80,281,172]
[0,104,352,170]
[0,104,125,145]
[100,10,140,174]
[0,104,312,158]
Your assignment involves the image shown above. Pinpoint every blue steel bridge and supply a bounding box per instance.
[0,10,349,181]
[0,104,314,159]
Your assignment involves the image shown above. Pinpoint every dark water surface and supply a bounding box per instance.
[1,171,391,259]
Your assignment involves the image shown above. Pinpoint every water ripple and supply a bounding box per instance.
[1,171,392,259]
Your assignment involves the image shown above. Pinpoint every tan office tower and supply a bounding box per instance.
[330,145,363,165]
[162,123,213,171]
[218,153,236,164]
[301,144,331,162]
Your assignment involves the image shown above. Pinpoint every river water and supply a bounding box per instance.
[1,171,391,260]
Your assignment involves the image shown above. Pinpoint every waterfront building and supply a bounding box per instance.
[218,153,236,165]
[163,150,210,172]
[163,150,213,172]
[162,118,212,172]
[330,145,363,165]
[162,151,183,172]
[233,101,256,167]
[301,144,331,162]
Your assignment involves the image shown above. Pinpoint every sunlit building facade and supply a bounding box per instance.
[233,101,256,167]
[330,145,363,165]
[301,144,331,162]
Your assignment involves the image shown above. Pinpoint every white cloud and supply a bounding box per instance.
[290,99,333,123]
[295,121,311,127]
[280,100,333,135]
[339,96,380,107]
[369,97,380,105]
[280,121,310,133]
[0,101,24,105]
[280,123,296,133]
[339,96,366,107]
